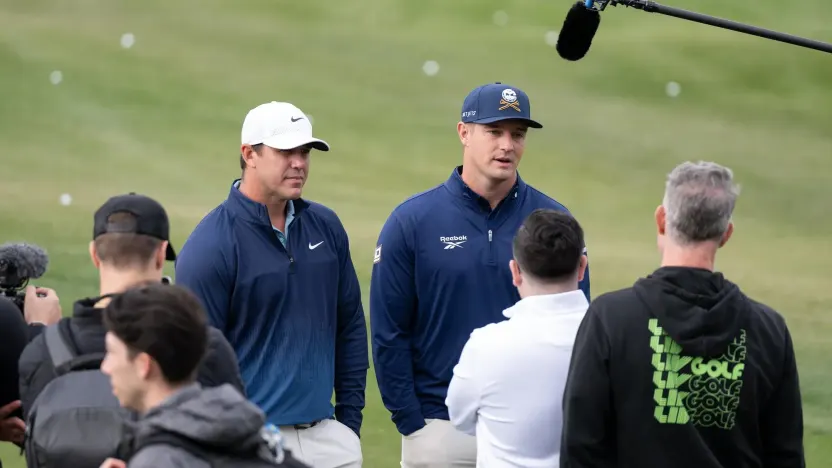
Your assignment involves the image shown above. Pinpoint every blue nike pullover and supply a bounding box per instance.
[370,166,591,436]
[174,181,368,436]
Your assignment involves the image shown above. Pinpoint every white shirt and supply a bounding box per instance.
[445,290,589,468]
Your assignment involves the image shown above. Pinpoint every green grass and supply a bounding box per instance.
[1,0,830,466]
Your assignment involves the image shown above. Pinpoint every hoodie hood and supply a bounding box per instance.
[137,383,267,454]
[633,266,749,358]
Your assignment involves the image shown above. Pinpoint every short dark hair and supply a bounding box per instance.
[512,209,585,283]
[103,283,208,385]
[94,212,163,269]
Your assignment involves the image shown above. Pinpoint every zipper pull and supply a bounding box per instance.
[488,230,492,242]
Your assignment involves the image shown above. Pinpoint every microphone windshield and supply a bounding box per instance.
[0,243,49,283]
[556,1,601,61]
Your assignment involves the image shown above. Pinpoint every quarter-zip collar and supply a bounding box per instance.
[226,179,309,228]
[443,165,526,213]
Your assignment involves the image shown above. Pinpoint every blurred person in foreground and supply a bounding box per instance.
[97,283,309,468]
[560,161,804,468]
[175,101,367,468]
[18,193,244,421]
[0,288,61,446]
[370,82,591,467]
[446,209,589,467]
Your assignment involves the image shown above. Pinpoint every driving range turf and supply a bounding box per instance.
[1,0,830,466]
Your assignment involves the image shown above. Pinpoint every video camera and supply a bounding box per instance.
[0,242,49,312]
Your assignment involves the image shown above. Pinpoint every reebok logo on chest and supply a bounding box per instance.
[440,235,467,249]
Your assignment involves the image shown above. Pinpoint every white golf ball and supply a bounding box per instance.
[422,60,440,77]
[493,11,509,27]
[50,71,63,85]
[59,193,72,206]
[666,81,681,98]
[121,33,135,49]
[545,31,559,47]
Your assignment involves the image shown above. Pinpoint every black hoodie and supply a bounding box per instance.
[560,267,804,468]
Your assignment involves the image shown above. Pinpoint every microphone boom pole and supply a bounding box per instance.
[588,0,832,54]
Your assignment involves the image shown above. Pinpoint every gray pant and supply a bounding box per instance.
[279,419,362,468]
[401,419,477,468]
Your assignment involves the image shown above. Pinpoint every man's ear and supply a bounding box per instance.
[509,259,522,288]
[135,352,153,381]
[240,144,258,170]
[577,255,588,282]
[89,240,101,269]
[655,205,666,236]
[719,222,734,248]
[156,242,167,270]
[457,121,470,146]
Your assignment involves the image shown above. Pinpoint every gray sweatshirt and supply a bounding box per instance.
[128,383,278,468]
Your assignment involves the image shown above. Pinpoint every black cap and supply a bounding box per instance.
[93,193,177,261]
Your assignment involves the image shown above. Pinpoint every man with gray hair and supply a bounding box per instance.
[560,161,805,468]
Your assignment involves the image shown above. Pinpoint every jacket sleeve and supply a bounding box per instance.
[332,222,369,437]
[445,330,484,436]
[561,301,616,468]
[197,328,246,397]
[174,232,234,333]
[760,326,805,468]
[369,212,423,436]
[18,334,52,421]
[0,298,29,408]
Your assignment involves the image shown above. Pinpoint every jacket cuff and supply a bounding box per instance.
[394,407,426,436]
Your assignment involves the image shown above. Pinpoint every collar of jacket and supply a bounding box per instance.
[72,296,107,319]
[226,179,310,227]
[443,165,525,212]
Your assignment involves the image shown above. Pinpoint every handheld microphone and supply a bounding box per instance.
[556,1,601,61]
[0,242,50,311]
[556,0,832,61]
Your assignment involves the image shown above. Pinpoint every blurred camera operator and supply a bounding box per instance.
[17,193,245,422]
[0,286,60,447]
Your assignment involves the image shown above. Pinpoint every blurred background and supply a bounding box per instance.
[1,0,830,466]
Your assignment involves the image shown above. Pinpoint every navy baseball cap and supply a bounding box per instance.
[460,82,542,129]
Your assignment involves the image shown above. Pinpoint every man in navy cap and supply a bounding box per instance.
[369,82,592,467]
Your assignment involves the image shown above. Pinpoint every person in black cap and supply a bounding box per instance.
[17,193,246,422]
[369,82,592,467]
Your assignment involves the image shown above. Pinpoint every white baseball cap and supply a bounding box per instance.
[240,101,330,152]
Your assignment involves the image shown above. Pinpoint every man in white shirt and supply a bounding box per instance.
[446,208,589,467]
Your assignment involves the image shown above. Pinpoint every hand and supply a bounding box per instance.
[0,401,26,444]
[24,285,62,326]
[99,458,127,468]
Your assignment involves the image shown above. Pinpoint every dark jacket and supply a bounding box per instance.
[0,297,29,416]
[128,383,308,468]
[18,297,246,421]
[560,266,804,468]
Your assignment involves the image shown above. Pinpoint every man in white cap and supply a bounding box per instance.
[175,101,368,468]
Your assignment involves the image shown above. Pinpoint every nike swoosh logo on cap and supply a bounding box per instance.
[291,116,304,122]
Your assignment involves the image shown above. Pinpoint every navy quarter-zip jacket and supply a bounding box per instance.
[174,181,368,436]
[370,166,591,436]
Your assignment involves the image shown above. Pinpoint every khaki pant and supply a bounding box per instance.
[401,419,477,468]
[279,419,363,468]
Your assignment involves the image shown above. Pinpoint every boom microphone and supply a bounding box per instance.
[556,0,832,61]
[0,242,50,311]
[556,1,601,61]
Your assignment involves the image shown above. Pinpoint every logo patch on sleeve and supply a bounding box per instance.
[373,245,382,264]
